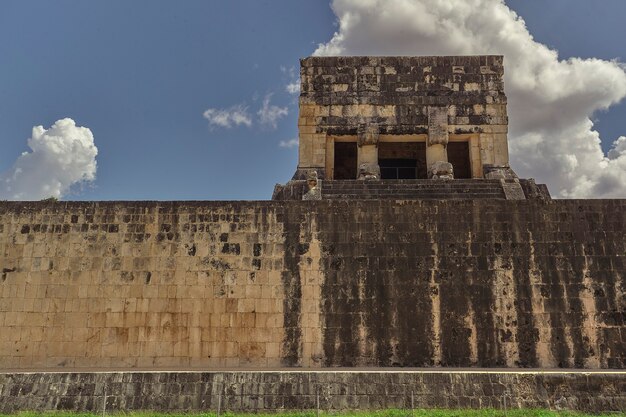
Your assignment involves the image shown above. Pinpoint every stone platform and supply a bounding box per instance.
[1,200,624,370]
[322,179,508,200]
[1,369,624,413]
[273,179,551,200]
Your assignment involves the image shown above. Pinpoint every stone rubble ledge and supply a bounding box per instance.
[1,370,624,413]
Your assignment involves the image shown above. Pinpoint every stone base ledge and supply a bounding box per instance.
[1,370,624,413]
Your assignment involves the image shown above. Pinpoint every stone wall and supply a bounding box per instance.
[1,371,624,413]
[0,200,624,369]
[297,56,510,179]
[300,56,507,136]
[0,201,301,369]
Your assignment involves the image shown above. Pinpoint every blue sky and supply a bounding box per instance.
[1,0,625,200]
[507,0,626,144]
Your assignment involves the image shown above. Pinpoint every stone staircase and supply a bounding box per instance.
[321,179,508,200]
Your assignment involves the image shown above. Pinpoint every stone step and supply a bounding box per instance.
[324,194,505,200]
[323,179,502,183]
[322,188,504,192]
[322,185,505,190]
[322,188,504,193]
[322,192,505,200]
[324,190,505,196]
[322,185,502,190]
[322,187,504,192]
[322,184,499,188]
[321,181,503,187]
[322,183,503,187]
[320,179,508,200]
[324,181,500,184]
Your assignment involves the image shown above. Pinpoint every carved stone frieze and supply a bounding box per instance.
[357,123,380,147]
[427,106,449,146]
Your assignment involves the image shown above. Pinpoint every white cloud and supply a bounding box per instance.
[282,66,300,95]
[203,95,289,131]
[286,82,300,95]
[203,104,252,129]
[279,138,299,148]
[0,118,98,200]
[257,94,288,129]
[608,136,626,160]
[314,0,626,198]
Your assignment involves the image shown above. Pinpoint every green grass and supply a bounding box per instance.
[4,410,625,417]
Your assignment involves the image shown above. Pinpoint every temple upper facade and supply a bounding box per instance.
[294,56,512,181]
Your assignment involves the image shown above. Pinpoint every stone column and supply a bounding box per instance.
[427,106,452,178]
[357,123,381,179]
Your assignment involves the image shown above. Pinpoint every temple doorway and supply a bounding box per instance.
[334,142,358,180]
[447,142,471,179]
[378,142,427,179]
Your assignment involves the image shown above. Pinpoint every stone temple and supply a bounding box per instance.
[0,56,624,413]
[273,56,549,201]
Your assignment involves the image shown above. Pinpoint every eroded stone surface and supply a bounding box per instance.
[0,200,623,370]
[357,123,380,147]
[357,162,381,180]
[501,179,526,200]
[0,371,624,413]
[302,171,322,201]
[428,161,454,179]
[296,56,510,179]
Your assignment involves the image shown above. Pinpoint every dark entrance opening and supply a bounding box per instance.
[378,142,427,179]
[334,142,358,180]
[447,142,471,179]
